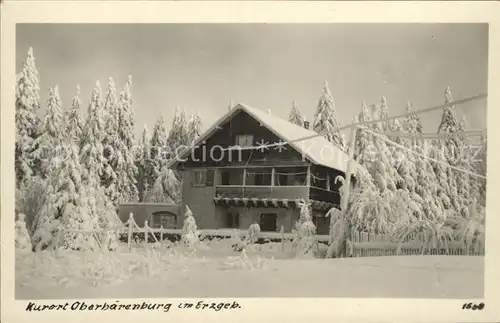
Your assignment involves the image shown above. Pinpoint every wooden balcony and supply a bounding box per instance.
[309,186,340,205]
[215,185,339,209]
[215,185,310,200]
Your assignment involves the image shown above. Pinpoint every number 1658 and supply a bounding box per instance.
[462,302,485,310]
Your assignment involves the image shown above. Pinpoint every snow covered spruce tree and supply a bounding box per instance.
[102,76,139,207]
[58,144,99,250]
[430,86,467,217]
[115,75,139,202]
[81,81,106,186]
[403,101,423,136]
[455,116,476,217]
[293,199,317,257]
[101,77,120,205]
[143,167,181,204]
[65,85,85,147]
[390,118,413,191]
[369,134,398,193]
[347,99,424,235]
[476,133,487,207]
[15,213,32,253]
[354,101,375,165]
[80,81,119,249]
[32,86,64,179]
[401,102,445,222]
[428,138,454,216]
[167,106,190,156]
[15,47,41,186]
[149,115,170,181]
[187,112,202,146]
[438,86,462,166]
[181,205,200,249]
[136,124,155,201]
[16,175,46,234]
[397,100,424,199]
[32,129,105,252]
[30,95,93,252]
[378,96,392,132]
[313,80,345,149]
[288,101,304,127]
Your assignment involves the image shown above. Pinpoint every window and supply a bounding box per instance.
[260,213,277,232]
[221,171,230,185]
[220,169,244,185]
[225,213,240,228]
[235,134,254,147]
[246,168,272,186]
[193,170,207,186]
[153,212,177,229]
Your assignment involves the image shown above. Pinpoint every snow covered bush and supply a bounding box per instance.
[16,213,32,253]
[31,184,63,251]
[16,176,47,233]
[246,223,261,244]
[325,207,349,258]
[293,200,317,258]
[233,223,262,252]
[392,203,485,255]
[223,248,269,270]
[95,189,121,251]
[181,205,200,250]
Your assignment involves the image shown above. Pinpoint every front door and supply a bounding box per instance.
[260,213,277,232]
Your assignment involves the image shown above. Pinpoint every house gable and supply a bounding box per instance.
[181,109,310,168]
[169,103,361,175]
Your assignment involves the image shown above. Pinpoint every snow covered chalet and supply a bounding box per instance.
[168,103,360,235]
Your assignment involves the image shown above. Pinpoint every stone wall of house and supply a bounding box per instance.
[118,203,181,228]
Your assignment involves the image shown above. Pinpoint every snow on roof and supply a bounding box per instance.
[168,103,362,174]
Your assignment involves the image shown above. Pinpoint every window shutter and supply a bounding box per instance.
[206,169,215,186]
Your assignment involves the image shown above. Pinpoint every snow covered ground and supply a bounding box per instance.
[16,241,484,299]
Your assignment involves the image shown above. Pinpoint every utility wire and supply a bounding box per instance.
[380,130,486,140]
[221,93,487,151]
[362,127,487,180]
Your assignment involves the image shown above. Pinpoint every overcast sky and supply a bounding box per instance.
[16,23,488,138]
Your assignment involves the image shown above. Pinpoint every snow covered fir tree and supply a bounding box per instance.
[15,47,41,186]
[313,80,346,150]
[288,101,304,127]
[14,47,486,261]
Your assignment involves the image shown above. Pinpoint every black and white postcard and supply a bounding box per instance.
[1,1,499,323]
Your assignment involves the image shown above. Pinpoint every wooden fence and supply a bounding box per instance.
[349,231,485,257]
[54,213,485,257]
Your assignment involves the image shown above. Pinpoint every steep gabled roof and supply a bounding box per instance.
[168,103,361,174]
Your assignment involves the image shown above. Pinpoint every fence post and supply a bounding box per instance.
[128,213,134,252]
[144,220,149,245]
[280,225,284,253]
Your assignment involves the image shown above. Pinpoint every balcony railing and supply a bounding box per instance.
[215,185,340,205]
[309,186,340,205]
[215,185,309,200]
